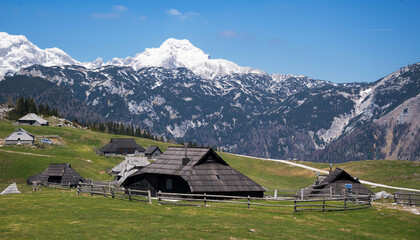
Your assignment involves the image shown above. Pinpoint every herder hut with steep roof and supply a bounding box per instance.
[27,164,85,187]
[144,145,162,160]
[13,113,49,126]
[122,147,266,197]
[4,128,35,145]
[99,138,145,156]
[303,167,373,198]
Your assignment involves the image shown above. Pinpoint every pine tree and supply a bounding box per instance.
[28,98,37,114]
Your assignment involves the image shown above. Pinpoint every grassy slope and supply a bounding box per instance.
[0,120,419,239]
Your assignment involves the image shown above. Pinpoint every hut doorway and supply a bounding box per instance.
[47,176,62,184]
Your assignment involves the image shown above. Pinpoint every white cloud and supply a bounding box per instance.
[165,8,200,20]
[165,9,181,16]
[113,5,128,12]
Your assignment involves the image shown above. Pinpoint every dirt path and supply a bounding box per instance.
[232,153,420,192]
[0,149,55,158]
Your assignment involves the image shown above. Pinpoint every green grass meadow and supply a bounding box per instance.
[0,120,419,239]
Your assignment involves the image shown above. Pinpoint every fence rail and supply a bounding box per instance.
[77,183,152,204]
[393,191,420,206]
[76,183,372,212]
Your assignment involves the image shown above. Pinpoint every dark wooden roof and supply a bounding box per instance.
[125,147,265,193]
[99,138,145,153]
[145,145,161,155]
[320,168,359,184]
[27,164,84,185]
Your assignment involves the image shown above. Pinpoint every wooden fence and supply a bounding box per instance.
[76,183,372,212]
[294,196,371,212]
[77,183,152,204]
[393,191,420,206]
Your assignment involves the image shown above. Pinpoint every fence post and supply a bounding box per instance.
[301,189,304,200]
[342,188,346,198]
[408,194,412,206]
[247,195,251,209]
[330,187,333,198]
[148,190,152,204]
[158,190,162,205]
[128,189,132,201]
[393,193,397,204]
[103,186,107,197]
[356,190,359,203]
[344,198,347,211]
[90,184,93,196]
[274,190,278,200]
[111,187,115,199]
[294,200,297,212]
[203,193,207,207]
[77,184,80,194]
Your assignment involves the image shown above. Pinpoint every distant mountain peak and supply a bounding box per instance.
[0,33,269,80]
[0,32,80,79]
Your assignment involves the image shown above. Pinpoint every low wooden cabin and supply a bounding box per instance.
[99,138,145,156]
[302,167,373,198]
[27,164,85,187]
[13,113,49,126]
[122,147,266,197]
[4,128,35,145]
[144,145,162,160]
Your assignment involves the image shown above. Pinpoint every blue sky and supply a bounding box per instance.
[0,0,419,83]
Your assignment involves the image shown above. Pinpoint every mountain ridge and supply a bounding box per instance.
[0,32,419,161]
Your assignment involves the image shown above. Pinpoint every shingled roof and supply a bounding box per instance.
[27,164,84,186]
[5,128,35,141]
[18,113,48,125]
[99,138,145,153]
[145,145,161,155]
[126,147,265,193]
[315,168,359,188]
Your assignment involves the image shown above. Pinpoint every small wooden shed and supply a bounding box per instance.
[4,128,35,145]
[122,147,266,197]
[303,168,374,197]
[27,164,85,187]
[144,145,162,159]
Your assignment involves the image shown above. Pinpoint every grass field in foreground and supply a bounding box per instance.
[0,189,419,240]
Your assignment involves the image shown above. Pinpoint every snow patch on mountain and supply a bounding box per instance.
[0,32,79,79]
[106,38,265,79]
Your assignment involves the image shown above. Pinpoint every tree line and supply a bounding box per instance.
[7,97,61,120]
[82,120,200,146]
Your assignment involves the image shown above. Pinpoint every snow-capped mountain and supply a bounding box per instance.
[105,38,265,79]
[0,32,80,78]
[0,32,265,80]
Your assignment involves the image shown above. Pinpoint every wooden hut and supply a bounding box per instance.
[122,147,266,197]
[13,113,49,126]
[98,138,145,156]
[27,164,85,187]
[303,167,373,198]
[4,128,35,145]
[144,145,162,159]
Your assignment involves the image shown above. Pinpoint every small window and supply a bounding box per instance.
[216,175,221,179]
[166,179,173,190]
[17,133,22,135]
